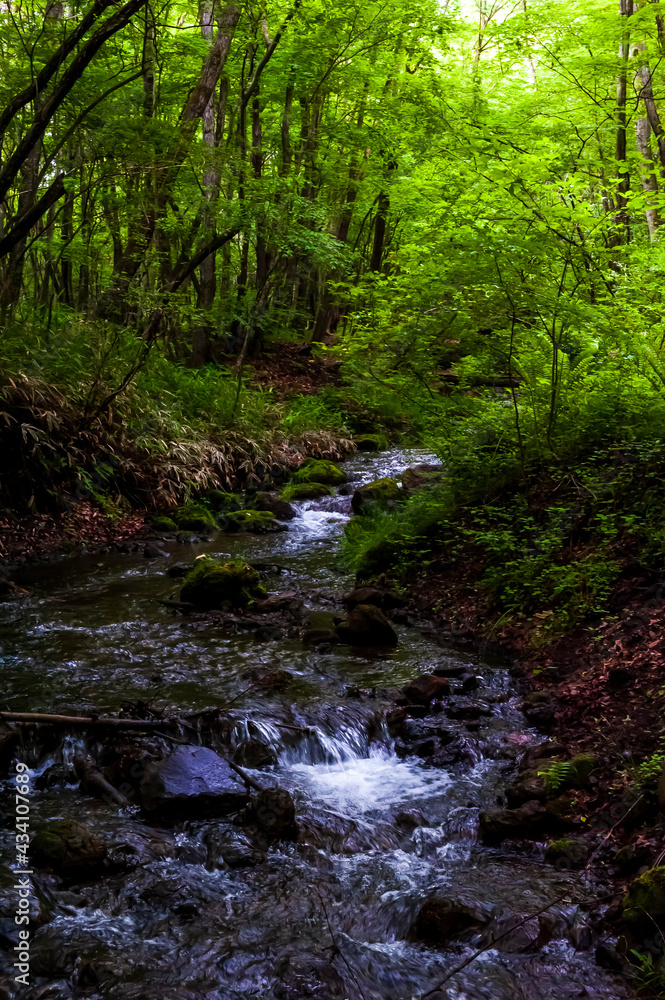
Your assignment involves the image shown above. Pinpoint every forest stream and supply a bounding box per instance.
[0,448,633,1000]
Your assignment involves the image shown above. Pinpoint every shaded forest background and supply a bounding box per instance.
[5,0,665,642]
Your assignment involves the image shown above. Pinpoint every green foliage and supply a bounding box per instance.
[537,754,596,793]
[629,951,665,998]
[638,754,665,789]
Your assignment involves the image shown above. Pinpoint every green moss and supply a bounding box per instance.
[351,477,401,515]
[172,503,217,533]
[180,557,267,608]
[31,824,69,865]
[292,459,347,486]
[205,489,243,512]
[354,434,390,452]
[281,482,333,501]
[150,515,177,531]
[224,510,281,534]
[623,867,665,923]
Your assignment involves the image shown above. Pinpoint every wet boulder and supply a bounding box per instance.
[282,482,332,501]
[351,477,401,515]
[140,745,249,817]
[292,459,347,486]
[144,543,169,559]
[506,769,547,806]
[401,463,446,491]
[233,738,277,768]
[150,515,177,531]
[402,673,451,704]
[253,592,304,616]
[521,690,557,725]
[180,557,266,609]
[31,819,107,874]
[353,433,389,452]
[167,561,192,578]
[253,492,297,520]
[479,799,573,843]
[223,509,287,534]
[622,866,665,928]
[335,604,398,647]
[171,503,217,534]
[545,837,589,868]
[343,586,404,610]
[302,627,340,647]
[408,895,491,945]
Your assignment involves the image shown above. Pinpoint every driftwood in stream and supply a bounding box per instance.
[0,711,177,729]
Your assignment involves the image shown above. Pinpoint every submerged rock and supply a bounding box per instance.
[180,557,266,608]
[242,787,298,841]
[31,819,107,873]
[408,895,491,945]
[351,477,401,514]
[140,745,249,817]
[335,604,398,647]
[292,459,347,486]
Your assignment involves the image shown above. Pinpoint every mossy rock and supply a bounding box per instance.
[150,515,177,532]
[180,557,267,609]
[292,459,347,486]
[351,477,401,515]
[356,536,404,581]
[544,837,589,868]
[354,434,390,452]
[223,510,286,535]
[205,490,243,512]
[172,503,217,534]
[31,819,107,873]
[623,866,665,924]
[281,482,333,501]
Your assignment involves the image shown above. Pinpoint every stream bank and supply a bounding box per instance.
[0,448,635,1000]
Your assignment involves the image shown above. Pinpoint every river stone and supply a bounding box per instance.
[343,586,404,610]
[402,673,450,704]
[31,819,107,873]
[479,799,572,842]
[401,463,446,491]
[521,690,556,725]
[335,604,398,647]
[408,895,491,945]
[140,746,248,817]
[253,492,297,520]
[243,787,298,840]
[351,477,401,514]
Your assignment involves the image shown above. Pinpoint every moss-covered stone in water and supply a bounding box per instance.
[544,837,589,867]
[224,510,283,534]
[180,557,267,608]
[351,477,401,515]
[172,504,217,534]
[354,434,390,452]
[31,819,107,872]
[281,482,332,501]
[623,866,665,923]
[292,459,347,486]
[205,490,243,512]
[151,516,177,531]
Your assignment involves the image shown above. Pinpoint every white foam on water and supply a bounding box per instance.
[285,749,452,817]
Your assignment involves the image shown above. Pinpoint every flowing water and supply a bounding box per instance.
[0,449,631,1000]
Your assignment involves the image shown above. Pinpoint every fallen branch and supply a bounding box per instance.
[0,711,173,729]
